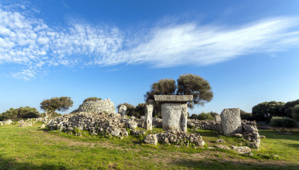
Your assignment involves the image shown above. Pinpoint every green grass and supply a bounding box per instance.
[0,123,298,169]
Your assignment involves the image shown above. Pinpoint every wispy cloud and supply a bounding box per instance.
[0,5,299,80]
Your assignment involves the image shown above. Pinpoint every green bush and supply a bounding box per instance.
[269,117,297,128]
[0,106,41,120]
[291,105,299,121]
[83,97,102,103]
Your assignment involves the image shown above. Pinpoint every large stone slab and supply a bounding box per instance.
[161,103,188,132]
[154,95,193,102]
[221,108,242,135]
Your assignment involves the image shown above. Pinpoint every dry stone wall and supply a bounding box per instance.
[188,119,221,131]
[47,112,139,138]
[144,130,205,147]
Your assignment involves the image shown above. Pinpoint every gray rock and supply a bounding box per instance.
[231,146,251,154]
[216,139,225,143]
[144,134,158,145]
[221,108,242,136]
[215,114,221,122]
[118,105,127,118]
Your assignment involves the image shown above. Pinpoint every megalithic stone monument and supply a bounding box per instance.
[154,95,193,132]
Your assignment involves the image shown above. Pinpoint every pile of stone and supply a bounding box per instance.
[72,99,116,114]
[47,112,139,138]
[144,130,205,147]
[0,119,13,126]
[241,121,260,148]
[188,119,221,131]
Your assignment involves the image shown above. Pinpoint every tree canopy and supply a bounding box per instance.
[144,79,176,103]
[145,74,213,108]
[40,97,73,117]
[177,74,213,108]
[0,106,41,120]
[252,101,285,122]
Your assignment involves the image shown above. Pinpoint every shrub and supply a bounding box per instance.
[269,117,297,128]
[291,105,299,121]
[197,112,214,120]
[240,110,254,121]
[0,106,41,120]
[83,97,102,103]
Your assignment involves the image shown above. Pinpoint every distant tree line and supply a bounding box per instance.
[252,99,299,122]
[0,106,42,121]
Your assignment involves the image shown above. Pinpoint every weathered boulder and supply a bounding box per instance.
[145,104,154,130]
[242,121,261,148]
[74,99,116,114]
[231,146,251,154]
[118,105,127,118]
[216,139,225,143]
[40,124,46,128]
[221,108,242,136]
[215,114,221,122]
[144,134,158,145]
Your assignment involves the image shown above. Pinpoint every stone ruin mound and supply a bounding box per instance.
[47,112,140,138]
[72,98,116,114]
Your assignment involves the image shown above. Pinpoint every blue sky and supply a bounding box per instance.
[1,0,299,115]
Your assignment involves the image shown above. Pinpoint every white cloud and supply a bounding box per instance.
[0,5,299,80]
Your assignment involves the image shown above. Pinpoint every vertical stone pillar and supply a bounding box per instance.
[180,105,188,132]
[145,104,154,130]
[118,105,127,118]
[220,108,242,135]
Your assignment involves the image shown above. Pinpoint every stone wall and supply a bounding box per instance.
[144,130,205,147]
[187,119,221,131]
[47,112,139,138]
[73,99,116,114]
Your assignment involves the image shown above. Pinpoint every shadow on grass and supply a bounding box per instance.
[0,157,67,170]
[171,158,299,170]
[259,130,299,141]
[287,143,299,149]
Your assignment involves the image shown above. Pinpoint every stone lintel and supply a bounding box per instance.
[154,95,193,103]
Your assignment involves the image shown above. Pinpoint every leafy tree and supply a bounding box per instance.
[252,101,285,122]
[0,106,41,120]
[177,74,213,108]
[135,103,146,117]
[190,114,198,119]
[197,112,214,120]
[240,110,254,121]
[284,99,299,118]
[40,97,73,118]
[144,74,213,110]
[291,104,299,121]
[83,97,102,103]
[144,79,176,102]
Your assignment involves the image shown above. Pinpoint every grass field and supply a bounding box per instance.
[0,123,298,169]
